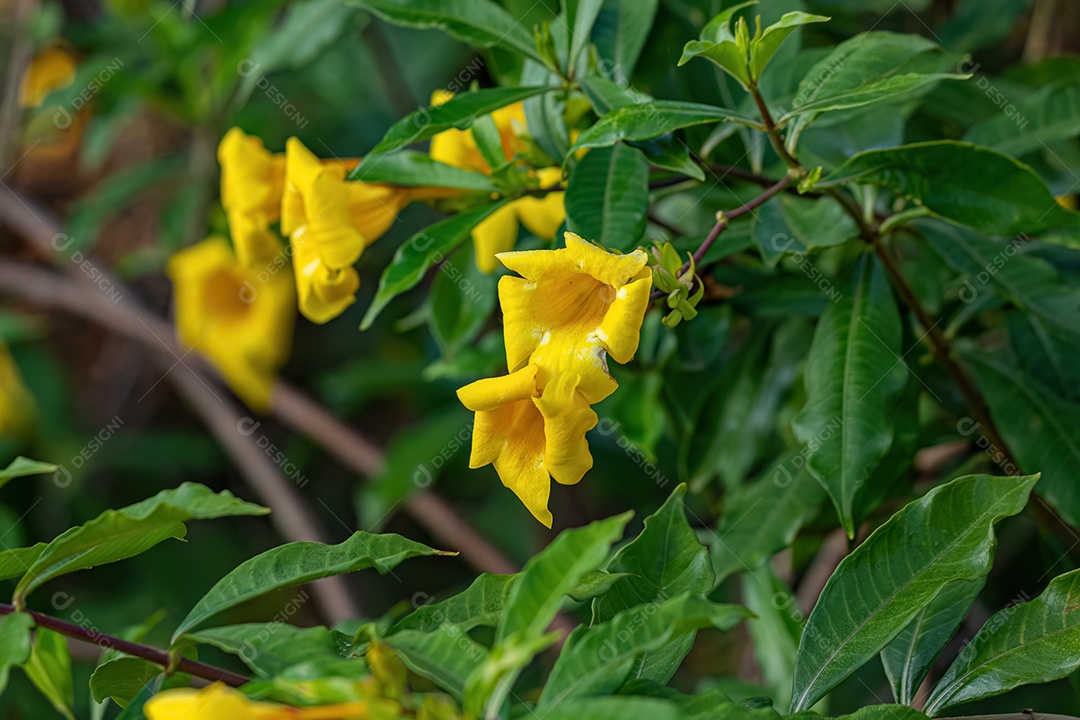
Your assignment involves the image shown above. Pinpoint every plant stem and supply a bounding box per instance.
[750,87,803,171]
[0,604,250,687]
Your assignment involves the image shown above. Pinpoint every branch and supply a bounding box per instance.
[0,603,250,687]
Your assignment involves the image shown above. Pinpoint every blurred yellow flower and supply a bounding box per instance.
[471,167,565,273]
[0,344,35,441]
[497,232,653,404]
[219,128,285,227]
[145,683,369,720]
[283,138,409,323]
[457,364,597,528]
[168,237,295,411]
[1057,195,1077,211]
[19,47,76,108]
[429,90,527,174]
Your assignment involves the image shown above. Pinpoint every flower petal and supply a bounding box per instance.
[292,234,359,324]
[534,371,597,486]
[514,192,565,241]
[457,364,538,412]
[472,203,520,273]
[219,128,284,223]
[598,270,653,364]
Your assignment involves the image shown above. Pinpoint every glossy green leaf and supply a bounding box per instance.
[591,0,659,84]
[361,201,509,329]
[592,485,713,684]
[565,0,603,77]
[783,72,964,121]
[540,696,680,720]
[791,255,907,537]
[385,626,488,700]
[349,0,543,63]
[24,627,74,720]
[15,484,267,603]
[964,80,1080,158]
[0,612,33,696]
[750,12,830,81]
[790,473,1039,711]
[0,457,57,491]
[347,150,496,191]
[711,450,825,586]
[363,86,551,157]
[390,573,515,634]
[89,657,159,708]
[881,578,984,705]
[569,101,755,155]
[965,354,1080,529]
[174,531,443,640]
[743,567,802,710]
[0,544,46,582]
[565,144,649,250]
[677,2,757,86]
[821,141,1079,237]
[752,193,857,268]
[539,594,750,708]
[186,623,354,677]
[925,568,1080,714]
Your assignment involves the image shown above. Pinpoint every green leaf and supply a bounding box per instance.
[89,657,159,708]
[752,193,857,268]
[710,450,825,586]
[186,623,354,677]
[364,86,552,157]
[540,696,680,720]
[821,141,1079,237]
[349,0,544,64]
[174,531,443,640]
[791,255,907,537]
[569,101,755,155]
[677,2,756,87]
[790,473,1039,712]
[565,0,604,77]
[0,457,57,491]
[24,627,74,720]
[465,512,631,717]
[539,594,750,708]
[347,150,496,191]
[0,612,33,695]
[743,567,802,710]
[361,201,509,329]
[965,354,1080,529]
[15,484,267,604]
[114,686,154,720]
[881,578,984,705]
[925,568,1080,714]
[428,241,499,360]
[565,144,649,250]
[750,12,830,81]
[0,544,46,582]
[385,626,488,700]
[964,80,1080,158]
[591,0,659,84]
[592,485,714,684]
[782,72,965,121]
[390,573,515,635]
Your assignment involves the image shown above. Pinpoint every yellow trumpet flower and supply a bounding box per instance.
[219,128,286,227]
[497,232,653,404]
[168,237,295,411]
[457,364,597,528]
[471,167,566,273]
[144,683,369,720]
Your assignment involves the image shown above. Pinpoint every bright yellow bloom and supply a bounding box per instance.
[457,364,597,527]
[219,128,286,227]
[168,237,295,411]
[0,344,35,440]
[429,90,527,174]
[145,683,369,720]
[472,167,566,273]
[283,138,409,323]
[497,232,654,404]
[19,47,76,108]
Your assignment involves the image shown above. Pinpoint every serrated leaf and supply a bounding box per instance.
[539,594,750,708]
[821,141,1079,237]
[348,150,496,191]
[24,627,74,720]
[0,612,33,696]
[792,255,907,537]
[790,473,1039,711]
[925,568,1080,714]
[89,657,159,708]
[569,101,755,155]
[362,86,551,157]
[349,0,543,63]
[881,578,984,705]
[361,201,509,329]
[565,144,648,250]
[15,484,267,604]
[174,531,442,640]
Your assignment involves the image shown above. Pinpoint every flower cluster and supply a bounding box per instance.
[457,232,653,527]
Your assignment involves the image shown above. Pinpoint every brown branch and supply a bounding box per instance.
[0,603,250,687]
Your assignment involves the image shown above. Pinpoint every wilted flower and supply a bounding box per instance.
[457,364,597,528]
[497,232,653,404]
[168,237,295,410]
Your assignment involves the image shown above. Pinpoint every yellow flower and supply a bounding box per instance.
[471,167,566,273]
[18,47,76,108]
[219,128,286,226]
[0,344,35,440]
[168,237,295,411]
[1057,195,1077,211]
[144,683,369,720]
[457,364,597,528]
[282,138,410,323]
[429,91,527,174]
[497,232,653,404]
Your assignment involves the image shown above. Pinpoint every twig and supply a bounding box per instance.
[0,603,250,687]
